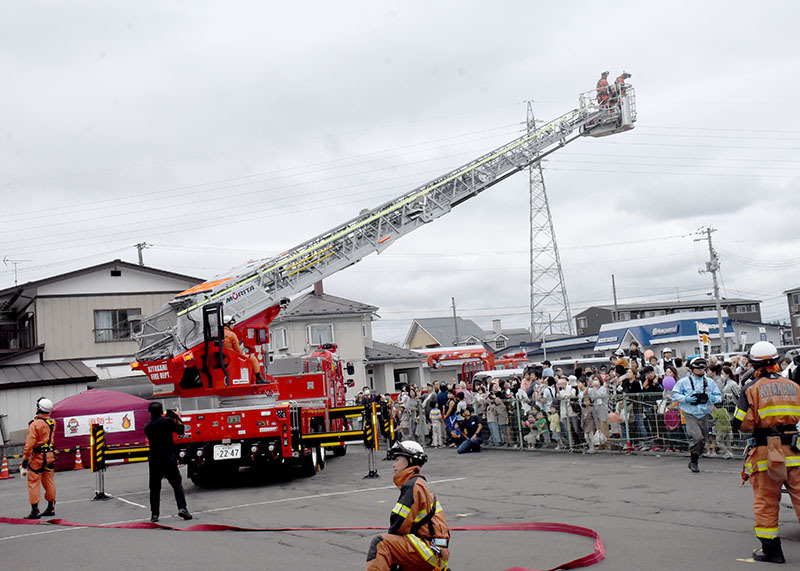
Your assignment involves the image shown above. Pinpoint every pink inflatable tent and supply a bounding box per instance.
[51,389,151,471]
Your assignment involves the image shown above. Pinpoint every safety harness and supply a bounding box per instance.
[406,475,449,569]
[29,416,57,473]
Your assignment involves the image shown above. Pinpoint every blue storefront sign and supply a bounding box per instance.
[595,314,734,352]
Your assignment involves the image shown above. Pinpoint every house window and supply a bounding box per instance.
[362,324,367,337]
[306,323,334,346]
[495,338,506,350]
[794,315,800,327]
[94,309,141,342]
[792,293,800,306]
[269,327,288,350]
[616,311,630,321]
[736,304,755,313]
[577,317,588,329]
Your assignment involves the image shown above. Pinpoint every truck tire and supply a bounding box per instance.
[300,446,318,477]
[332,444,347,457]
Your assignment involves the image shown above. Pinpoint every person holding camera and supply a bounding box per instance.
[731,341,800,564]
[671,356,722,473]
[144,402,192,523]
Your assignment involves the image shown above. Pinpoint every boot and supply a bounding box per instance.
[24,504,40,519]
[688,453,699,473]
[753,537,785,564]
[41,500,56,517]
[150,514,159,523]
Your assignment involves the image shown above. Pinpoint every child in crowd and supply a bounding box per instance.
[523,413,537,449]
[710,403,734,459]
[485,397,504,446]
[664,401,683,452]
[429,405,444,448]
[535,410,550,447]
[548,406,563,448]
[581,397,597,454]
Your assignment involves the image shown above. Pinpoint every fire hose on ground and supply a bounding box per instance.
[0,516,604,571]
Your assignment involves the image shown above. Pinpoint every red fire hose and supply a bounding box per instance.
[0,517,603,570]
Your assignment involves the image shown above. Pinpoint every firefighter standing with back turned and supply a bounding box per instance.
[20,397,57,519]
[366,440,450,571]
[732,341,800,564]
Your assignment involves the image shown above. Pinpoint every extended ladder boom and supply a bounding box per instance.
[136,85,636,361]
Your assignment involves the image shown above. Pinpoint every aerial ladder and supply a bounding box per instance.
[134,84,636,398]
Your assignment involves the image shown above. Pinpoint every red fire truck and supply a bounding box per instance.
[133,82,636,485]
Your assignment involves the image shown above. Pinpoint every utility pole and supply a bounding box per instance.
[451,297,460,346]
[135,242,152,266]
[696,227,729,353]
[611,274,618,320]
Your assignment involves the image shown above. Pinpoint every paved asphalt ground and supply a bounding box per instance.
[1,446,799,570]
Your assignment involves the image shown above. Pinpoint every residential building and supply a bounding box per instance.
[0,259,202,443]
[574,298,762,336]
[268,282,423,397]
[785,286,800,344]
[403,317,530,351]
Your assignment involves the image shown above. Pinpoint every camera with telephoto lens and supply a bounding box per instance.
[692,392,709,404]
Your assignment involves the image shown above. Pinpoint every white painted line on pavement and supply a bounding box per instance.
[204,477,467,513]
[116,496,146,509]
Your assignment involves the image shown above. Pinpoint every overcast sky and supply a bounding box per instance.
[2,1,799,344]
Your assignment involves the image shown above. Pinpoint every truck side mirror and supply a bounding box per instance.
[345,379,355,388]
[346,362,355,375]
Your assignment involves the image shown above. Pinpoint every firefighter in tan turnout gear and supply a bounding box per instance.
[366,440,450,571]
[732,341,800,564]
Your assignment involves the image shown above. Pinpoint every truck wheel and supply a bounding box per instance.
[300,447,318,477]
[332,445,347,457]
[316,447,326,471]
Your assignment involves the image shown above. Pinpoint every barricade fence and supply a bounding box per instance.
[432,392,747,457]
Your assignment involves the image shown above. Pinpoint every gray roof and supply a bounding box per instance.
[405,317,488,347]
[274,292,378,320]
[0,259,203,299]
[576,297,761,315]
[365,341,423,363]
[0,360,97,389]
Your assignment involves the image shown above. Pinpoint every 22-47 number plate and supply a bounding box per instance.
[213,443,242,460]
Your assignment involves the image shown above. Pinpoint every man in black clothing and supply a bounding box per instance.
[455,409,483,454]
[144,401,192,523]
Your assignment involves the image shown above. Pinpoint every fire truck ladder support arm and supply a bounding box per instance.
[135,85,635,362]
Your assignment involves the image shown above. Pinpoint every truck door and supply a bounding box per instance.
[202,303,229,387]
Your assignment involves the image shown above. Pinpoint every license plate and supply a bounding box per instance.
[213,443,241,460]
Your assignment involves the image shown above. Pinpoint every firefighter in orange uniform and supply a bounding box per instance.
[223,315,265,383]
[366,440,450,571]
[732,341,800,564]
[20,397,57,519]
[614,71,631,107]
[596,71,610,107]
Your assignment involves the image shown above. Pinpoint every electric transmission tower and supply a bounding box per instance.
[527,102,573,341]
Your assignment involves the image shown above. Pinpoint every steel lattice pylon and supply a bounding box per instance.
[527,102,573,341]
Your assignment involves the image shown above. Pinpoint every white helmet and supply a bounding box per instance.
[749,341,779,368]
[223,314,235,325]
[662,347,673,355]
[387,440,427,466]
[37,397,54,413]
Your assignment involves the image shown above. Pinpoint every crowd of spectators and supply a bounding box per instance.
[353,344,800,457]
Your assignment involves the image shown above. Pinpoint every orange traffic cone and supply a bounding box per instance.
[0,454,13,479]
[73,447,84,470]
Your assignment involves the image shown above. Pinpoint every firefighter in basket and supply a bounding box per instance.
[732,341,800,564]
[366,440,451,571]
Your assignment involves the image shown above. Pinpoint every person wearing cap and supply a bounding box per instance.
[731,341,800,564]
[20,397,57,519]
[223,315,265,383]
[365,440,450,571]
[613,348,629,369]
[144,401,192,523]
[671,356,722,473]
[596,71,610,107]
[660,347,675,372]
